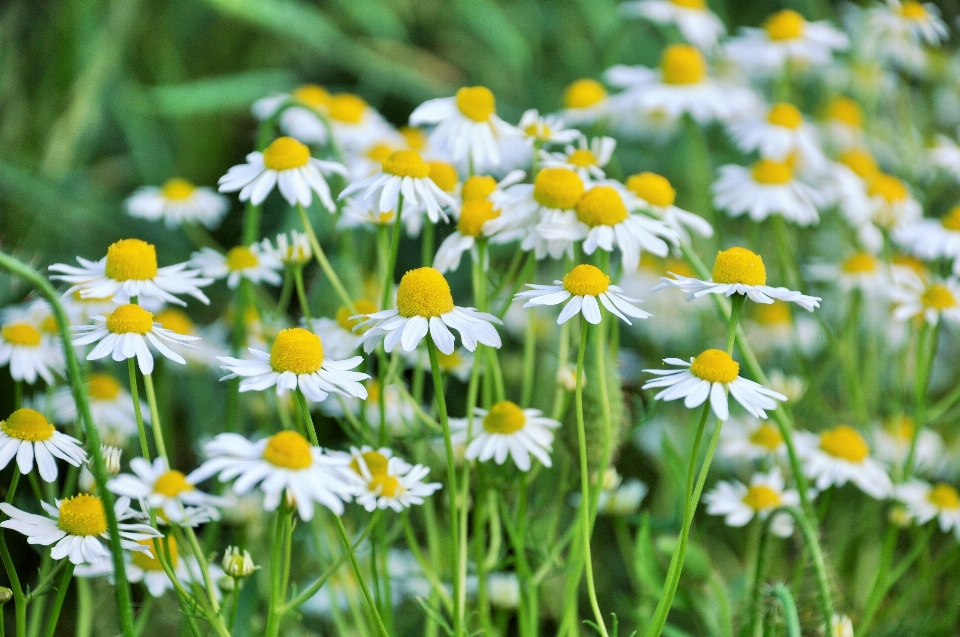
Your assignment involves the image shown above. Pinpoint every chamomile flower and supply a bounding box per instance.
[189,243,283,289]
[217,327,369,403]
[593,469,649,516]
[719,416,786,462]
[153,308,227,367]
[449,401,561,471]
[873,416,944,472]
[851,173,922,250]
[125,179,229,229]
[889,270,960,325]
[345,447,441,512]
[642,349,787,421]
[217,136,347,209]
[654,247,822,311]
[864,1,947,68]
[930,135,960,182]
[409,86,519,168]
[354,267,502,355]
[516,109,580,145]
[50,239,213,307]
[252,84,332,144]
[704,469,800,537]
[539,135,616,183]
[500,167,586,260]
[434,199,516,273]
[796,425,893,499]
[895,206,960,275]
[0,408,85,482]
[896,481,960,538]
[713,158,824,226]
[310,299,379,359]
[727,102,827,170]
[624,172,714,242]
[108,457,230,524]
[265,230,312,267]
[822,97,866,151]
[807,252,889,295]
[43,373,148,447]
[516,264,652,325]
[0,495,158,565]
[323,93,396,152]
[832,615,854,637]
[562,79,610,125]
[189,431,356,519]
[724,9,849,76]
[488,572,521,609]
[72,304,199,375]
[0,316,63,384]
[619,0,726,51]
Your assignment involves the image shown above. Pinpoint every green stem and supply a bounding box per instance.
[904,322,939,476]
[127,360,150,460]
[294,390,320,446]
[13,382,22,411]
[334,516,391,637]
[422,222,435,268]
[275,269,294,321]
[142,374,167,460]
[382,194,406,312]
[746,519,772,637]
[41,564,74,637]
[293,266,313,327]
[726,295,746,354]
[264,508,290,637]
[769,584,801,637]
[76,578,92,637]
[296,204,356,313]
[781,507,834,635]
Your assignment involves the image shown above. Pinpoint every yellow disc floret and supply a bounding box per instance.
[827,97,863,128]
[576,186,629,227]
[336,299,379,333]
[819,425,869,462]
[458,199,500,237]
[88,374,122,401]
[328,93,367,123]
[567,149,597,167]
[1,323,41,347]
[262,430,313,469]
[132,536,178,570]
[369,474,402,497]
[382,150,430,179]
[366,143,394,164]
[562,264,611,297]
[839,149,879,179]
[533,167,585,210]
[928,483,960,510]
[292,84,330,110]
[462,175,497,202]
[626,172,676,207]
[564,79,607,109]
[455,86,496,122]
[154,470,194,497]
[942,206,960,232]
[482,401,527,434]
[767,103,803,129]
[867,174,908,203]
[765,9,806,41]
[428,161,459,193]
[2,408,55,442]
[671,0,705,7]
[712,247,767,286]
[661,44,707,85]
[58,494,107,536]
[753,300,792,325]
[922,283,958,310]
[742,485,781,510]
[269,328,324,375]
[226,246,259,271]
[161,178,196,200]
[899,1,928,19]
[400,126,426,151]
[749,423,784,450]
[262,136,311,171]
[351,450,390,477]
[689,349,739,384]
[155,309,194,336]
[395,268,455,318]
[752,158,794,185]
[106,305,155,335]
[842,252,879,274]
[105,239,159,282]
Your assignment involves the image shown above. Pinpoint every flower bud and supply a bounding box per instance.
[222,546,258,578]
[0,587,12,604]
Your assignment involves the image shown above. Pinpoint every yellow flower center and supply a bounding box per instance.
[328,93,367,124]
[458,199,500,237]
[753,300,792,325]
[819,425,870,462]
[922,283,957,310]
[576,186,629,227]
[161,178,196,200]
[661,44,707,85]
[88,373,122,400]
[767,103,803,129]
[350,450,390,477]
[665,257,696,278]
[567,149,598,167]
[382,150,430,179]
[269,328,324,374]
[366,143,394,164]
[482,401,527,434]
[928,483,960,510]
[106,305,155,335]
[899,1,927,19]
[455,86,496,122]
[336,299,379,332]
[562,264,610,296]
[428,161,459,193]
[524,121,553,139]
[366,380,381,403]
[889,416,915,441]
[867,174,908,203]
[40,315,59,334]
[689,349,739,384]
[1,323,41,347]
[262,430,313,469]
[564,79,607,109]
[58,494,107,536]
[154,470,193,497]
[671,0,705,7]
[2,408,55,442]
[132,536,178,571]
[837,252,877,275]
[751,158,794,185]
[765,9,806,41]
[749,423,784,450]
[369,474,402,497]
[626,172,676,207]
[712,247,767,286]
[437,350,462,370]
[292,84,330,110]
[942,206,960,232]
[893,254,928,278]
[395,267,455,318]
[105,239,159,282]
[462,175,497,201]
[400,126,426,151]
[533,167,585,210]
[226,246,259,271]
[262,136,311,171]
[742,485,781,510]
[155,309,194,336]
[827,97,863,127]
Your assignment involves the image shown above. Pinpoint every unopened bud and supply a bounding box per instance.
[222,546,258,578]
[888,505,912,528]
[217,575,236,592]
[101,445,123,476]
[0,587,12,604]
[556,363,584,392]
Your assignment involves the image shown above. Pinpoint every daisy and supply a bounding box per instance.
[354,267,502,355]
[930,135,960,182]
[863,1,947,69]
[894,206,960,275]
[594,470,649,516]
[125,178,230,229]
[516,109,580,146]
[619,0,726,51]
[889,270,960,326]
[713,158,824,226]
[561,79,610,125]
[832,615,854,637]
[726,102,827,170]
[462,171,526,207]
[217,327,369,403]
[449,401,561,471]
[41,374,148,447]
[643,349,787,421]
[896,481,960,538]
[718,416,786,462]
[873,416,943,472]
[311,299,380,360]
[344,136,408,181]
[108,457,230,524]
[189,431,357,520]
[0,315,63,384]
[724,9,849,76]
[323,93,396,153]
[654,246,822,311]
[408,86,520,168]
[50,239,213,307]
[252,84,332,145]
[488,572,521,609]
[72,304,199,375]
[851,173,922,250]
[538,135,616,183]
[498,167,585,260]
[515,263,652,325]
[795,425,893,499]
[704,469,800,537]
[0,494,158,565]
[339,150,458,226]
[821,97,865,151]
[263,230,312,268]
[434,198,517,273]
[0,408,86,482]
[344,447,441,512]
[217,136,347,209]
[624,172,714,242]
[153,307,227,366]
[806,252,889,295]
[189,243,283,289]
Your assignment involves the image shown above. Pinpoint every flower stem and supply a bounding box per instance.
[904,321,939,476]
[292,265,313,327]
[781,507,834,635]
[726,294,746,354]
[334,515,391,637]
[264,507,289,637]
[127,360,151,459]
[40,563,73,637]
[296,204,356,314]
[382,194,406,312]
[745,518,772,637]
[13,381,22,411]
[294,389,320,446]
[142,373,168,460]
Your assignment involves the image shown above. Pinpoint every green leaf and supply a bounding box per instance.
[147,69,297,118]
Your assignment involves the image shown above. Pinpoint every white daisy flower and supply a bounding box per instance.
[488,572,521,609]
[498,167,586,260]
[434,198,517,273]
[449,401,561,471]
[515,263,652,325]
[724,9,849,76]
[830,149,881,239]
[654,246,822,311]
[726,102,827,170]
[895,207,960,275]
[889,270,960,326]
[40,373,148,447]
[125,178,230,229]
[930,135,960,182]
[409,86,520,168]
[624,172,714,243]
[863,1,947,68]
[0,494,159,565]
[50,239,213,307]
[795,425,893,499]
[153,307,228,367]
[323,93,396,152]
[561,78,611,125]
[849,172,922,251]
[718,416,787,462]
[262,230,312,267]
[217,327,369,403]
[806,252,890,295]
[354,267,502,355]
[896,480,960,538]
[704,468,800,537]
[252,84,332,145]
[189,431,357,520]
[746,300,822,357]
[538,135,616,183]
[713,158,824,226]
[619,0,726,51]
[0,315,63,385]
[0,408,85,482]
[821,97,865,151]
[873,416,943,472]
[516,109,580,145]
[344,136,407,181]
[344,447,441,512]
[832,615,854,637]
[310,299,380,360]
[596,471,649,516]
[217,136,347,210]
[72,304,199,375]
[108,457,230,524]
[642,349,787,421]
[189,243,283,289]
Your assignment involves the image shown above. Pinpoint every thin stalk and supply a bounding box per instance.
[295,390,320,446]
[904,322,939,476]
[274,269,294,321]
[264,508,290,637]
[296,204,355,313]
[142,374,167,460]
[127,360,150,459]
[292,266,313,326]
[41,563,74,637]
[781,507,834,635]
[13,381,22,410]
[382,195,405,312]
[76,578,92,637]
[333,516,391,637]
[746,519,772,637]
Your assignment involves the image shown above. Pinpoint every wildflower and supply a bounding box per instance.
[0,313,63,384]
[619,0,726,51]
[863,1,947,70]
[624,172,714,242]
[500,167,586,260]
[796,425,893,499]
[851,172,921,251]
[895,481,960,538]
[719,416,786,462]
[822,97,865,150]
[895,206,960,276]
[704,468,800,537]
[726,102,827,170]
[806,252,889,295]
[266,231,312,267]
[873,416,943,472]
[516,109,580,145]
[488,572,521,609]
[725,9,849,76]
[434,199,516,273]
[310,299,379,359]
[108,457,230,524]
[345,447,441,512]
[562,79,610,125]
[831,614,854,637]
[189,243,283,289]
[539,135,616,183]
[222,546,258,578]
[0,408,86,482]
[41,374,148,446]
[252,84,332,144]
[597,472,649,516]
[449,401,561,471]
[713,158,824,226]
[889,270,960,326]
[125,178,229,229]
[516,264,651,325]
[930,135,960,182]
